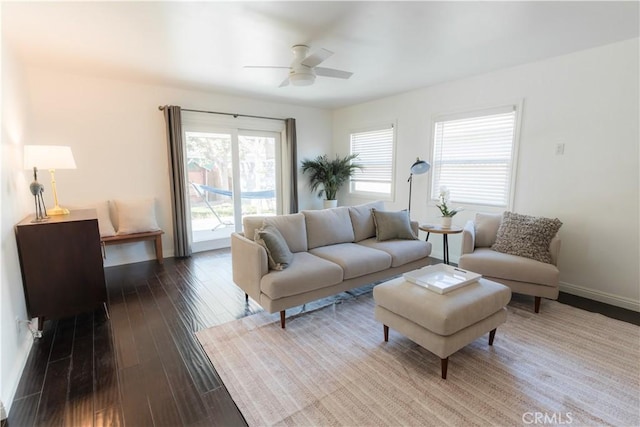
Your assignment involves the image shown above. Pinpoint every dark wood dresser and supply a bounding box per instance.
[15,209,107,331]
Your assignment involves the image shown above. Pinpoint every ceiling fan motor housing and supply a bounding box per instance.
[289,45,316,86]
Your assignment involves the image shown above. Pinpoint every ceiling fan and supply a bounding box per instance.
[244,44,353,87]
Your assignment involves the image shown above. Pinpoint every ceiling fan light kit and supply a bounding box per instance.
[246,44,353,87]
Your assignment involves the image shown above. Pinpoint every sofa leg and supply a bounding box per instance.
[441,358,448,379]
[245,293,249,303]
[534,296,541,313]
[488,328,497,345]
[280,310,286,329]
[383,324,389,342]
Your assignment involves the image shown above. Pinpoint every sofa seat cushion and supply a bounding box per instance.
[358,238,431,267]
[309,243,392,280]
[260,252,344,300]
[459,248,559,287]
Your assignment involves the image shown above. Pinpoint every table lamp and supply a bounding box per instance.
[407,157,430,212]
[24,145,77,215]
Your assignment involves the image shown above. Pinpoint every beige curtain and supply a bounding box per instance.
[162,105,191,257]
[285,118,299,213]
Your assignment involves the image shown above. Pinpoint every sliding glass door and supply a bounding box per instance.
[184,124,281,252]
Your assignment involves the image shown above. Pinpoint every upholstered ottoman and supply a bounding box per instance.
[373,276,511,379]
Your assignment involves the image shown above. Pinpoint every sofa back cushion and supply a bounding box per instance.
[302,207,355,249]
[348,201,385,242]
[474,212,503,247]
[243,213,308,252]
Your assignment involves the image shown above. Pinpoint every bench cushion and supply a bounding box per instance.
[358,238,431,267]
[309,243,391,280]
[459,248,559,287]
[260,252,343,300]
[373,277,511,336]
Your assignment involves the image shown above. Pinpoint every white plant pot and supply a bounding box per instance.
[323,199,338,209]
[441,216,452,228]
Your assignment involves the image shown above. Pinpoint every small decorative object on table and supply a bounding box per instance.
[436,186,461,228]
[28,167,49,223]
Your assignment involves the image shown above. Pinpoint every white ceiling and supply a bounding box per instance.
[2,1,638,109]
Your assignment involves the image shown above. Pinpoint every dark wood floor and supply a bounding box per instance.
[6,249,639,426]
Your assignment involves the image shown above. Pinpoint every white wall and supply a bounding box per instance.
[333,38,640,310]
[23,67,333,266]
[1,42,34,415]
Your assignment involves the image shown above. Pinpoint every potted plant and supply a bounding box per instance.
[436,186,462,228]
[301,154,363,208]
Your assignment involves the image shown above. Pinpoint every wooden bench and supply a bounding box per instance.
[101,230,164,264]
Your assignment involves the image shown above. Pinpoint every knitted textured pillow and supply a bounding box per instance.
[491,211,562,264]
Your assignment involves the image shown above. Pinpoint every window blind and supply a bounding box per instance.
[431,108,517,207]
[350,126,394,195]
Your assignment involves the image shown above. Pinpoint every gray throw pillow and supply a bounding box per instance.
[371,208,418,241]
[254,224,293,270]
[491,211,562,264]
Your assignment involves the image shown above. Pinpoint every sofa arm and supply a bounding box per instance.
[549,234,561,266]
[231,232,268,301]
[460,220,476,255]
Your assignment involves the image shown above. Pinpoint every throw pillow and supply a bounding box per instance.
[254,224,293,270]
[73,201,117,237]
[95,201,117,237]
[114,198,161,235]
[491,211,562,264]
[371,208,418,242]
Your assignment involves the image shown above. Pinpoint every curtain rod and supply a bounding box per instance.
[158,105,285,122]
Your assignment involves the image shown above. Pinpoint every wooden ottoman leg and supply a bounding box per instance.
[534,296,541,313]
[489,328,497,345]
[441,358,448,379]
[383,325,389,342]
[280,310,286,329]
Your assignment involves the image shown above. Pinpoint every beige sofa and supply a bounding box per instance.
[231,202,433,328]
[458,213,561,313]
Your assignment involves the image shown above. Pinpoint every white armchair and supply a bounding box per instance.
[458,213,561,313]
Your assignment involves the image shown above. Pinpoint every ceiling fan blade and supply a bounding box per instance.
[314,67,353,79]
[244,65,290,69]
[301,48,333,68]
[278,77,290,87]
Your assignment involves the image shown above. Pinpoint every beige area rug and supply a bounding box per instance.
[196,293,639,426]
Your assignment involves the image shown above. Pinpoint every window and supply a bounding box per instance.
[349,124,395,197]
[430,105,519,207]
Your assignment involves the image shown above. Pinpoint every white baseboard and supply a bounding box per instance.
[559,281,640,312]
[3,330,34,417]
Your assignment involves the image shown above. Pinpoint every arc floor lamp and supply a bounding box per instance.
[407,157,430,212]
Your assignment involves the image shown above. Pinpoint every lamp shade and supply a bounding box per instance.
[410,157,430,175]
[24,145,77,170]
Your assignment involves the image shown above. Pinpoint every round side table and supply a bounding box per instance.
[419,224,463,265]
